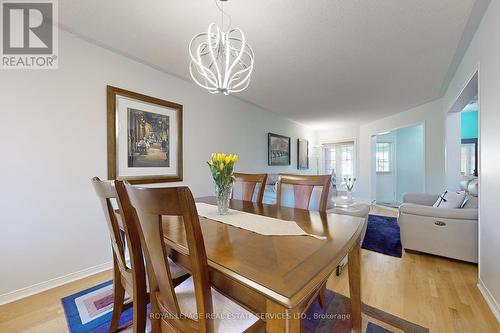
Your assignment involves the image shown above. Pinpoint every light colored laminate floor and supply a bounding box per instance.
[328,206,499,333]
[0,206,498,332]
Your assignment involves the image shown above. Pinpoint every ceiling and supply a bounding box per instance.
[59,0,488,129]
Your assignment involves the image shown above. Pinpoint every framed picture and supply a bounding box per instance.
[268,133,291,166]
[297,139,309,169]
[107,86,183,184]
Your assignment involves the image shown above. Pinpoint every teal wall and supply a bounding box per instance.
[395,124,424,202]
[461,111,478,139]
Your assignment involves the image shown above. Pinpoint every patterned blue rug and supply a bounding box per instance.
[62,281,428,332]
[362,215,402,258]
[61,280,149,333]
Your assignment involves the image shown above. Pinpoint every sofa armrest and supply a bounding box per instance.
[402,193,439,206]
[399,203,478,220]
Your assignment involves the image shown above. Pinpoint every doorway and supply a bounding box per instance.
[372,123,425,207]
[446,72,479,190]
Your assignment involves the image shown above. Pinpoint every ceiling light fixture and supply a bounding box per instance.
[189,0,254,95]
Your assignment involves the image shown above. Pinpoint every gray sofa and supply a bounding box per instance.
[329,204,371,242]
[262,174,337,210]
[398,179,478,263]
[262,174,279,205]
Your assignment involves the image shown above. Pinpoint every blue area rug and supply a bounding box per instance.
[361,214,402,258]
[61,280,427,333]
[61,280,150,333]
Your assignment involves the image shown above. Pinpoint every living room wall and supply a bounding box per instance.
[395,124,425,202]
[443,0,500,320]
[0,30,315,303]
[357,99,446,201]
[315,99,446,202]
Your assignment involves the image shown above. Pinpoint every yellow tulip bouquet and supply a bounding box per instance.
[207,153,239,214]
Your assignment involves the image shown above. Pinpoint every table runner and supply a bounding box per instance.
[195,203,326,240]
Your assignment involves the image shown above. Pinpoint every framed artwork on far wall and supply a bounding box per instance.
[297,138,309,169]
[107,86,183,184]
[268,133,291,166]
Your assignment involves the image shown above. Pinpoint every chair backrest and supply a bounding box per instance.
[91,177,146,292]
[276,174,331,212]
[123,183,214,333]
[232,173,268,203]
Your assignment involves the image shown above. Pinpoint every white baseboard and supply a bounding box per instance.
[477,278,500,324]
[0,261,112,306]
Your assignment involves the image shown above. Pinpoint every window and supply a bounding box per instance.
[324,147,337,175]
[376,142,391,173]
[323,141,355,183]
[461,141,477,176]
[341,145,353,179]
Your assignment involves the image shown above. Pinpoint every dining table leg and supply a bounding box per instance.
[348,241,362,333]
[266,299,303,333]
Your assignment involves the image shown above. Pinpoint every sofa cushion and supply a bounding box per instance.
[459,176,477,191]
[232,181,261,202]
[262,184,277,205]
[462,195,478,209]
[468,179,478,196]
[433,190,466,209]
[329,203,370,243]
[400,203,478,220]
[266,174,280,185]
[278,183,333,211]
[403,192,440,206]
[329,203,370,219]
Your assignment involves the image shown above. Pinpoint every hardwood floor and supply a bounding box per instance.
[328,249,499,332]
[0,271,112,333]
[0,206,498,332]
[328,206,499,333]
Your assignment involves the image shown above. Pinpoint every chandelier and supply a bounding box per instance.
[189,0,254,95]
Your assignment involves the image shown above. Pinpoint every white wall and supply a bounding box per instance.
[443,0,500,320]
[445,111,462,190]
[315,101,445,202]
[357,99,445,201]
[395,124,425,201]
[0,30,315,302]
[316,126,360,145]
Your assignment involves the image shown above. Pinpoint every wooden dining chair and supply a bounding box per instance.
[92,178,189,333]
[232,173,268,203]
[124,183,265,333]
[275,174,332,308]
[92,177,148,333]
[276,174,331,212]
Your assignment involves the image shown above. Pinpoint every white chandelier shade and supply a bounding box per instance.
[189,23,254,95]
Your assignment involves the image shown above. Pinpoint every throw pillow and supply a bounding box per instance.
[433,190,466,209]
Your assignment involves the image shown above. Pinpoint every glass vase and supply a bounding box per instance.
[215,184,232,215]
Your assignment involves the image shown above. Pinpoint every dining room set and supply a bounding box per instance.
[91,150,368,333]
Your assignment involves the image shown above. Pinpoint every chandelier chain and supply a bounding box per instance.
[214,0,232,32]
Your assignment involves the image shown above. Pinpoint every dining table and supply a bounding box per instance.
[161,197,365,333]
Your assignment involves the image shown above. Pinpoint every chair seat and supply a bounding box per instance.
[125,256,188,279]
[167,257,189,279]
[175,276,259,332]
